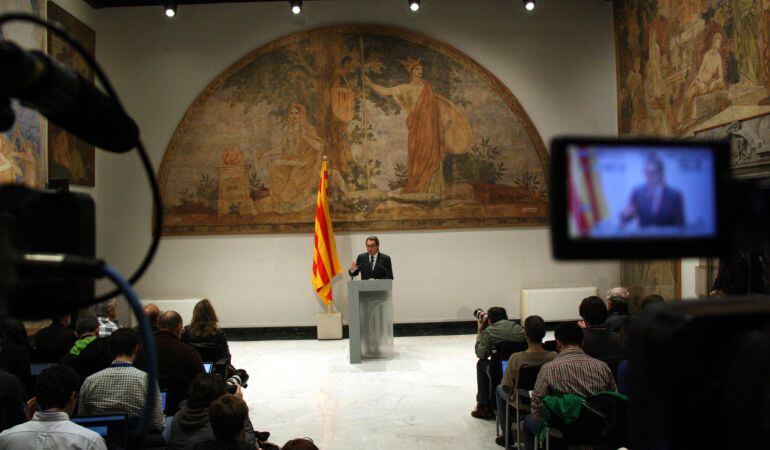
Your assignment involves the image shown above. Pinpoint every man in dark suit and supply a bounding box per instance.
[348,236,393,280]
[620,154,684,228]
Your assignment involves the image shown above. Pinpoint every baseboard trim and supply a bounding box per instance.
[224,320,479,341]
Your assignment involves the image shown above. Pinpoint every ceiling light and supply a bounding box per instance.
[523,0,535,11]
[409,0,420,12]
[164,0,176,17]
[290,0,302,14]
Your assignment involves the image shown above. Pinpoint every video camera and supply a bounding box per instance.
[548,136,770,449]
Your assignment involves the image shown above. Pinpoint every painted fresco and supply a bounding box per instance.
[159,26,549,235]
[615,0,770,298]
[0,0,45,188]
[47,1,95,186]
[616,0,770,137]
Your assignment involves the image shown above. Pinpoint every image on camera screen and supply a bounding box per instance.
[566,144,716,240]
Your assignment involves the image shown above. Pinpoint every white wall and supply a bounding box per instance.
[84,0,619,327]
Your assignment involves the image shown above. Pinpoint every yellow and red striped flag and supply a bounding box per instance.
[311,160,342,304]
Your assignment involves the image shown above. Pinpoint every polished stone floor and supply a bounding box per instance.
[232,334,504,450]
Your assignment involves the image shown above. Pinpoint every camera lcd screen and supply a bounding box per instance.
[566,144,717,239]
[550,137,730,259]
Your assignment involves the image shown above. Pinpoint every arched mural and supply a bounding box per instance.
[159,25,549,235]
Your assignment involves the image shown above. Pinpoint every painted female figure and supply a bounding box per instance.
[366,58,448,197]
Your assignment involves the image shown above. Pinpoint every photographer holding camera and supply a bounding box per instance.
[471,307,525,419]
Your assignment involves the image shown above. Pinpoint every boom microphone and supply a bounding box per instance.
[0,40,139,153]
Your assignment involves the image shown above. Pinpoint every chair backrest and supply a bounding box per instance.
[516,364,542,391]
[188,342,223,363]
[491,340,528,363]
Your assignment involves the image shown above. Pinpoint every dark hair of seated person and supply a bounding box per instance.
[641,294,665,309]
[187,374,226,410]
[282,437,320,450]
[579,296,608,326]
[523,315,547,343]
[209,394,248,443]
[159,311,183,331]
[76,317,100,336]
[486,306,508,324]
[554,322,584,347]
[108,328,140,359]
[35,365,80,410]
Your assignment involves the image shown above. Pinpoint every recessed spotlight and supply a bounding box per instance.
[409,0,420,12]
[164,0,176,17]
[524,0,535,11]
[290,0,302,15]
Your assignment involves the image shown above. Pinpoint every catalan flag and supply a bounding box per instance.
[312,160,342,304]
[568,147,608,237]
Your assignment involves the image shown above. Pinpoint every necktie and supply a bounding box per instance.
[370,255,374,270]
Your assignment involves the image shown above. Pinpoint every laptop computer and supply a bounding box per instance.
[71,414,127,448]
[30,363,55,376]
[160,391,167,415]
[202,362,213,374]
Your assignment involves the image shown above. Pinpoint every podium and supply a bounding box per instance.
[348,279,393,364]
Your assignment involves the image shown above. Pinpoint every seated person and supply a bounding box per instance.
[603,287,631,331]
[95,299,121,338]
[578,296,625,369]
[282,438,319,450]
[140,303,161,333]
[138,311,204,416]
[168,374,260,449]
[0,368,26,433]
[0,324,30,384]
[193,394,256,450]
[472,307,525,419]
[615,322,632,396]
[61,317,112,381]
[34,314,77,360]
[494,315,556,445]
[182,299,231,364]
[522,322,616,450]
[78,328,164,432]
[0,365,107,450]
[640,293,665,309]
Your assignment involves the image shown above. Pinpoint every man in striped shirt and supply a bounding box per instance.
[522,322,616,450]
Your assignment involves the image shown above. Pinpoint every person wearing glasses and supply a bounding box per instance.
[348,236,394,280]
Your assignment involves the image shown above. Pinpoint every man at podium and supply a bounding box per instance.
[349,236,394,280]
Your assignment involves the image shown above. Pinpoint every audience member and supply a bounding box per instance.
[144,303,161,333]
[168,374,261,449]
[34,314,77,358]
[616,322,632,396]
[0,365,107,450]
[494,315,556,444]
[472,307,525,419]
[95,299,121,337]
[139,310,204,416]
[282,437,319,450]
[0,325,30,383]
[522,322,616,450]
[192,394,254,450]
[640,293,665,309]
[78,328,164,431]
[0,368,26,433]
[0,318,31,348]
[61,317,112,381]
[578,296,625,369]
[603,287,631,331]
[182,299,231,363]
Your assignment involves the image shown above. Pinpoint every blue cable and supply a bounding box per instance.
[102,264,158,446]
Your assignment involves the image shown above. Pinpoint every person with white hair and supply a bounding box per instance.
[95,299,121,338]
[604,287,630,331]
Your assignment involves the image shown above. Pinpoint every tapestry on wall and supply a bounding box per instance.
[0,0,45,188]
[615,0,770,299]
[47,1,95,186]
[159,25,549,235]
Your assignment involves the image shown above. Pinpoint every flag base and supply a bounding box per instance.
[316,312,343,340]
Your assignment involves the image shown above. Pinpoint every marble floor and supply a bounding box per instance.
[232,334,504,450]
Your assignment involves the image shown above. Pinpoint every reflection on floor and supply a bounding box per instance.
[232,334,503,450]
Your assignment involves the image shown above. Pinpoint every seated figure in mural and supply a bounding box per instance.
[0,134,22,185]
[260,103,323,214]
[365,58,471,200]
[685,34,726,102]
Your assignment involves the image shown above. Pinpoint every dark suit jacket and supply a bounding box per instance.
[349,252,393,280]
[630,185,684,227]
